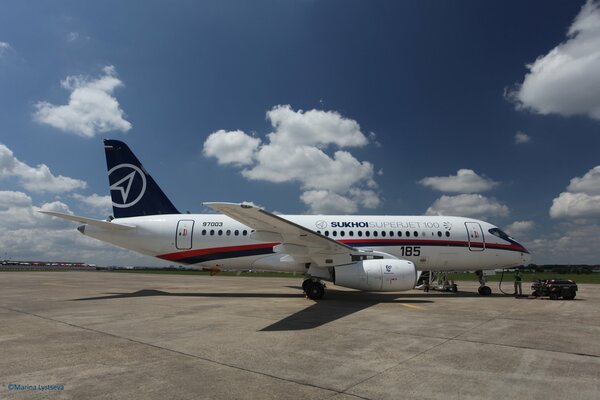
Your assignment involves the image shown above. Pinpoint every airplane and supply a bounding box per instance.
[42,139,531,300]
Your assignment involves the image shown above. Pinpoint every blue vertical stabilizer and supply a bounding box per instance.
[104,139,180,218]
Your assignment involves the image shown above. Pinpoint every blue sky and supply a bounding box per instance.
[1,0,600,265]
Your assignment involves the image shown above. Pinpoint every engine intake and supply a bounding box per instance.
[334,259,416,292]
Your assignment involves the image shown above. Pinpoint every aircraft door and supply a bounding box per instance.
[176,220,194,250]
[465,222,484,251]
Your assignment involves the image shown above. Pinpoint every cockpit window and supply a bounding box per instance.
[488,228,512,241]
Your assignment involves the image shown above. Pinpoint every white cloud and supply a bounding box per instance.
[300,189,381,214]
[0,143,86,193]
[0,41,13,58]
[504,220,535,237]
[66,32,90,43]
[507,0,600,121]
[550,192,600,219]
[425,194,509,219]
[67,32,79,42]
[265,105,368,148]
[525,222,600,264]
[418,169,499,193]
[0,190,32,208]
[566,165,600,194]
[0,191,72,230]
[203,105,379,214]
[72,193,112,213]
[550,165,600,218]
[243,147,375,192]
[203,130,260,166]
[514,131,531,144]
[301,190,359,214]
[0,190,159,265]
[349,188,381,209]
[33,65,132,137]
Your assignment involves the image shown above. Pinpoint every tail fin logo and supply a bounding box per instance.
[108,163,147,208]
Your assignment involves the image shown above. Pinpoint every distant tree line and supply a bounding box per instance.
[523,264,599,274]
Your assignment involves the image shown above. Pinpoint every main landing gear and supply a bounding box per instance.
[475,270,492,296]
[302,278,326,300]
[416,271,458,293]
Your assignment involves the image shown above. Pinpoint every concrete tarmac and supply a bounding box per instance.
[0,271,598,399]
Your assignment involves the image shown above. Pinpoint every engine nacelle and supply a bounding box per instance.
[334,259,417,292]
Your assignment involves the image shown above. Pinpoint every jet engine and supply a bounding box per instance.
[334,259,417,292]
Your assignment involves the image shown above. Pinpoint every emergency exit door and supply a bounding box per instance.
[176,220,194,250]
[465,222,485,251]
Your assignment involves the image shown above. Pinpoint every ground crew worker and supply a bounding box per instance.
[514,268,523,296]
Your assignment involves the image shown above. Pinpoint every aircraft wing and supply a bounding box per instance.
[39,211,136,230]
[204,202,357,266]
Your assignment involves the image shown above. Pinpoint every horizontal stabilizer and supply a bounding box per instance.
[39,211,136,230]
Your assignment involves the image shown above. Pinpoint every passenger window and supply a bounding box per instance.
[325,231,329,236]
[381,231,386,237]
[358,231,363,237]
[333,231,337,237]
[437,231,442,237]
[397,231,402,237]
[340,231,345,237]
[218,230,223,236]
[406,231,410,237]
[210,230,215,236]
[349,231,354,237]
[365,231,371,237]
[234,230,239,236]
[242,230,248,236]
[202,229,207,235]
[226,230,231,236]
[445,231,450,237]
[373,231,378,237]
[389,231,394,237]
[414,231,418,237]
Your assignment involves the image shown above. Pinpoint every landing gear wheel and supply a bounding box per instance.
[478,286,492,296]
[451,284,458,292]
[302,279,311,293]
[549,292,559,300]
[531,290,540,297]
[305,281,325,300]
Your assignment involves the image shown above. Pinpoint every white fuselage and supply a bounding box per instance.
[82,214,530,272]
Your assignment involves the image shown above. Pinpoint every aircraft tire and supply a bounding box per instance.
[305,281,325,300]
[478,286,492,296]
[302,279,311,293]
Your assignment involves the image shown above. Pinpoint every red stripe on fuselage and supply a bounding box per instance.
[339,238,528,253]
[157,238,527,262]
[158,242,279,261]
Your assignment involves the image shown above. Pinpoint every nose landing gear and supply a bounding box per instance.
[475,270,492,296]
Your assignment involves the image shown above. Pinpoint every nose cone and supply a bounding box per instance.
[520,247,531,265]
[77,224,86,234]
